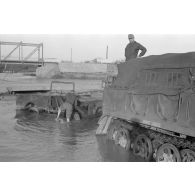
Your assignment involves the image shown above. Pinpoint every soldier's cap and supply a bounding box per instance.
[128,34,134,39]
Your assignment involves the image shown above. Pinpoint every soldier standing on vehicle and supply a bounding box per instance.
[125,34,147,61]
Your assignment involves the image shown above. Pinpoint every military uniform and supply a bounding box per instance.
[125,41,147,61]
[57,93,78,121]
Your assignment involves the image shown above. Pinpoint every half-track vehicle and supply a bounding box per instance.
[96,52,195,162]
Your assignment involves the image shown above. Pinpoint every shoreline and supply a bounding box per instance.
[0,73,103,94]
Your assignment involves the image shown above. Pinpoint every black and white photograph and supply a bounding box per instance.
[2,34,195,162]
[0,0,195,195]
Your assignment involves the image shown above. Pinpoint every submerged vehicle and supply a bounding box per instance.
[96,52,195,162]
[16,81,102,121]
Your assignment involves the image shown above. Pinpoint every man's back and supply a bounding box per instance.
[65,93,77,105]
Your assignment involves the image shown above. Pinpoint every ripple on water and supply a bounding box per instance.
[0,96,145,162]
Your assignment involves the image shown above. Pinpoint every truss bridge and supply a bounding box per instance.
[0,41,44,72]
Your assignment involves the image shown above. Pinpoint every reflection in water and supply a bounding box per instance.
[0,102,145,161]
[96,136,145,162]
[0,79,145,161]
[13,110,101,161]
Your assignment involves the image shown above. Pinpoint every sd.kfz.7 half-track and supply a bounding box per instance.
[96,52,195,162]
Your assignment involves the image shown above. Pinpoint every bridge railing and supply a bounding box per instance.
[0,41,44,66]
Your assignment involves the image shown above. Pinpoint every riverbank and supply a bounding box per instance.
[0,73,103,94]
[57,72,107,80]
[0,63,37,73]
[1,61,117,80]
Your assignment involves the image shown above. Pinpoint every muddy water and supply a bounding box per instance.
[0,76,145,162]
[0,96,145,162]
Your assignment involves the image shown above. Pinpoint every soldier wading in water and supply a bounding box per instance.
[55,93,79,123]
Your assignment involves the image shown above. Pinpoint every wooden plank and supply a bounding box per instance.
[102,116,112,134]
[96,116,112,135]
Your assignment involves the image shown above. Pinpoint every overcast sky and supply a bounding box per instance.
[1,34,195,62]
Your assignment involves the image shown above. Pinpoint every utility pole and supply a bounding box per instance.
[71,48,72,62]
[106,45,108,59]
[21,43,23,64]
[41,43,44,66]
[0,42,1,63]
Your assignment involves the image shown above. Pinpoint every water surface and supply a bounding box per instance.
[0,76,144,162]
[0,96,145,162]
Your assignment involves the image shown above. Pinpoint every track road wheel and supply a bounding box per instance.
[95,107,102,116]
[133,134,153,161]
[152,139,164,159]
[73,112,81,121]
[114,128,131,150]
[156,143,181,162]
[107,121,120,141]
[180,149,195,162]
